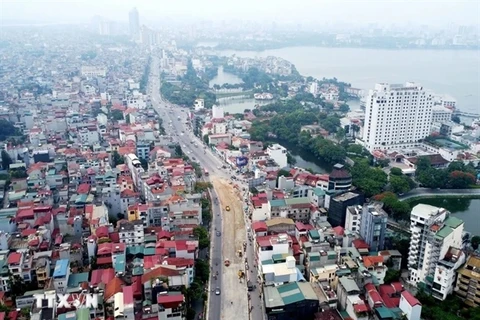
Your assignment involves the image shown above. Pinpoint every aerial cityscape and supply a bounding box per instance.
[0,1,479,320]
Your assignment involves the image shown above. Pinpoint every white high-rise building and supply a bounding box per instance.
[212,105,224,119]
[408,204,464,299]
[266,144,288,169]
[129,8,140,38]
[362,82,434,152]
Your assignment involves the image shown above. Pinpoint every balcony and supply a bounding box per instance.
[457,283,469,291]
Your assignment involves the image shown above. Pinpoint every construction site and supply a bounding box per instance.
[211,177,249,320]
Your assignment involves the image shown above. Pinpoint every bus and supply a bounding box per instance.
[204,169,209,176]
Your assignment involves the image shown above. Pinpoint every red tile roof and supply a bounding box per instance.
[97,256,113,265]
[333,226,345,236]
[141,266,181,284]
[353,303,368,313]
[252,221,268,232]
[98,243,113,255]
[7,252,22,265]
[104,277,124,301]
[363,256,384,268]
[401,290,421,306]
[77,183,91,194]
[352,239,370,250]
[90,268,115,286]
[157,294,184,308]
[123,285,134,305]
[96,226,109,238]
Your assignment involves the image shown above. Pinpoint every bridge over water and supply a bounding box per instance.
[453,110,480,118]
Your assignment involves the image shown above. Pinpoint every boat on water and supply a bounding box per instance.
[254,93,274,100]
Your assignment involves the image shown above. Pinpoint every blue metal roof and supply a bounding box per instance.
[53,259,69,278]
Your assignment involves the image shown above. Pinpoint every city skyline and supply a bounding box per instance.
[1,0,479,28]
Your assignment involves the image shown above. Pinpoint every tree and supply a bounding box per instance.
[347,144,363,155]
[8,274,27,301]
[339,104,350,113]
[351,124,360,139]
[451,115,461,124]
[174,145,183,157]
[110,109,124,121]
[448,170,476,188]
[351,159,388,197]
[1,150,12,170]
[390,167,403,176]
[112,151,124,167]
[335,127,346,143]
[384,269,401,284]
[277,169,291,178]
[193,226,210,249]
[0,119,19,141]
[390,175,411,194]
[194,259,210,283]
[9,168,27,179]
[471,236,480,250]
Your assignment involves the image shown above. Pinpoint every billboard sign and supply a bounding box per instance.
[236,156,248,167]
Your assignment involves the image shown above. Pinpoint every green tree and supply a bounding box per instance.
[174,145,183,157]
[277,169,291,178]
[193,226,210,249]
[9,168,27,179]
[347,144,364,155]
[389,175,411,194]
[351,159,388,197]
[471,236,480,250]
[390,167,403,176]
[194,259,210,283]
[0,119,19,141]
[1,150,12,170]
[384,269,401,284]
[339,104,350,113]
[112,151,124,167]
[335,127,346,143]
[110,109,124,121]
[7,274,27,301]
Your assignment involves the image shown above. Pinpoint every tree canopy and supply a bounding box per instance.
[416,158,477,189]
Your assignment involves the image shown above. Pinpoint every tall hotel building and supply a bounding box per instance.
[363,82,434,152]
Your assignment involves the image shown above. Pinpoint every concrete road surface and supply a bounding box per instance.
[148,56,244,320]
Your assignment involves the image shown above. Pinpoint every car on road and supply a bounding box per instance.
[216,231,221,236]
[215,287,221,295]
[225,206,230,211]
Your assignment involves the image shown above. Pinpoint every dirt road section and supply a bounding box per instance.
[212,178,248,320]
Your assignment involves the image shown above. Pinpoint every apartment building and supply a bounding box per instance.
[363,82,434,152]
[359,203,388,252]
[345,205,361,233]
[118,220,145,247]
[455,255,480,307]
[431,247,465,300]
[266,144,288,169]
[408,204,464,297]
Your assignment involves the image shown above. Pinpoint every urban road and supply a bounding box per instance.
[398,188,480,201]
[148,57,264,320]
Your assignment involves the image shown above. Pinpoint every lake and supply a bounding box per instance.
[209,66,243,87]
[209,66,272,114]
[217,47,480,114]
[408,198,480,235]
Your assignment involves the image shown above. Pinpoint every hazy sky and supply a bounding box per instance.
[1,0,479,26]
